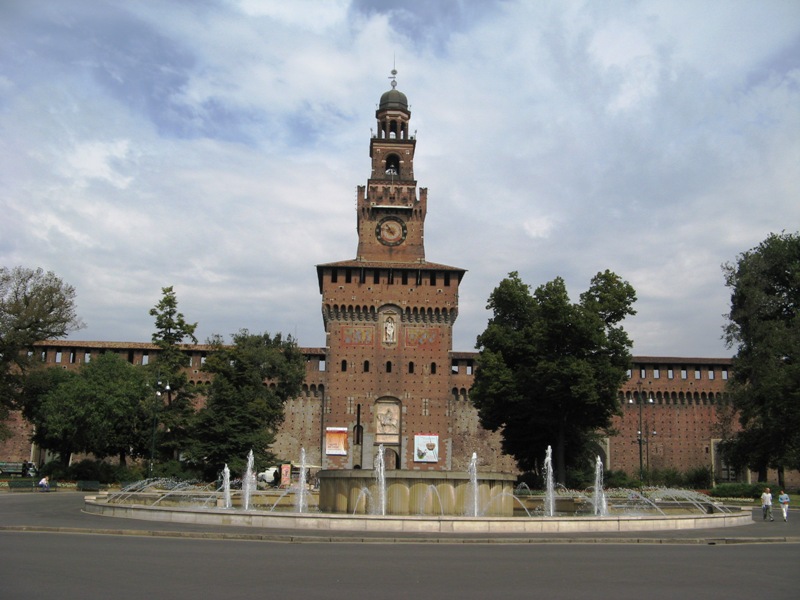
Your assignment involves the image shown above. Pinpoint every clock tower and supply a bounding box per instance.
[316,71,466,471]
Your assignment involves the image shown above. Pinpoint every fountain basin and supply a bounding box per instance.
[318,469,517,516]
[83,493,752,534]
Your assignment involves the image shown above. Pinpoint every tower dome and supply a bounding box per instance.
[379,88,408,111]
[378,68,408,111]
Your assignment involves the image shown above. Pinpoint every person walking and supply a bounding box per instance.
[761,487,774,521]
[778,490,790,522]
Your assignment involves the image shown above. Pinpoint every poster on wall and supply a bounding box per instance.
[414,434,439,463]
[325,427,348,456]
[280,463,292,488]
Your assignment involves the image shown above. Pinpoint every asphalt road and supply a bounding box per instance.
[2,492,799,599]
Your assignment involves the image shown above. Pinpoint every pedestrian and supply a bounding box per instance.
[761,487,774,521]
[38,476,49,492]
[778,490,790,522]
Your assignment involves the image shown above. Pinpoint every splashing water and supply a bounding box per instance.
[295,448,308,513]
[222,464,231,509]
[544,446,555,517]
[467,452,479,517]
[375,444,386,516]
[242,450,255,511]
[592,455,608,516]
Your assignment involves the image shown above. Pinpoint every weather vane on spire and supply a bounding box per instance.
[389,56,397,89]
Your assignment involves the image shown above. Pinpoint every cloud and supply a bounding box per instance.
[1,0,798,358]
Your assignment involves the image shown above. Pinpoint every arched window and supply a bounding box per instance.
[386,361,392,373]
[430,362,437,374]
[364,360,370,373]
[385,154,400,176]
[408,361,415,374]
[341,360,347,372]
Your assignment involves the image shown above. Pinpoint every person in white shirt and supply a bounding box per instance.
[761,487,774,521]
[777,490,790,522]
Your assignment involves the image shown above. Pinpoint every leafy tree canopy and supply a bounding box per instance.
[1,266,84,437]
[186,330,306,479]
[720,231,800,484]
[21,353,150,466]
[470,271,636,483]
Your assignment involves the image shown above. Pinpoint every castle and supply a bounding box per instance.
[4,75,783,486]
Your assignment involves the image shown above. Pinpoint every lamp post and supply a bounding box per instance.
[630,381,654,482]
[149,380,170,478]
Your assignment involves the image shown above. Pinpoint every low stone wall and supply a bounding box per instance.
[84,493,752,534]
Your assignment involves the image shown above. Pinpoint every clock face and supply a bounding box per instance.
[376,217,407,246]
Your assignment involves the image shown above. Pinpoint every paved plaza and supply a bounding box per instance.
[2,491,799,599]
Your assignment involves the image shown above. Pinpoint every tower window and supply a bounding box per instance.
[386,361,392,373]
[341,360,347,372]
[430,362,437,375]
[373,270,380,284]
[331,270,338,283]
[408,362,415,374]
[364,360,370,373]
[430,272,436,286]
[385,154,400,176]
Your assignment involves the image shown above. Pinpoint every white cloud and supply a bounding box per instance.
[0,0,798,357]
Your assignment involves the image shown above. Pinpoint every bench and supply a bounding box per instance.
[76,480,102,492]
[7,479,56,492]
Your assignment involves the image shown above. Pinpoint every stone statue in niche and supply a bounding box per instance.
[384,316,396,344]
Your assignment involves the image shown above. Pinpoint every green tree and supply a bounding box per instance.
[186,330,305,479]
[720,232,800,487]
[470,271,636,483]
[19,366,78,463]
[24,353,150,466]
[0,266,84,437]
[148,286,198,464]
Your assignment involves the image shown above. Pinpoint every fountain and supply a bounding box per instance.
[592,456,608,517]
[241,450,255,511]
[317,452,516,516]
[222,464,231,509]
[294,448,308,513]
[374,445,386,516]
[86,447,751,534]
[466,452,479,517]
[543,445,555,517]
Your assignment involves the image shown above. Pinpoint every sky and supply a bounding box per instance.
[1,0,798,358]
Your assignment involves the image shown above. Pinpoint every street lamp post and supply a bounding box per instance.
[630,381,654,482]
[149,380,170,478]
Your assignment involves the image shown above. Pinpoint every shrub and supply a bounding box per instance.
[684,466,713,489]
[603,469,641,489]
[67,459,118,483]
[709,482,766,499]
[152,459,203,481]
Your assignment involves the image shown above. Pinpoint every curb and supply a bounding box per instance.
[3,525,800,545]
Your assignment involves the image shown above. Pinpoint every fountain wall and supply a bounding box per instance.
[318,469,517,516]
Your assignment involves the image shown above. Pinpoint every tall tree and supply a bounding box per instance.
[186,330,305,479]
[23,353,150,465]
[470,271,636,484]
[148,286,198,463]
[721,232,800,486]
[0,266,84,437]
